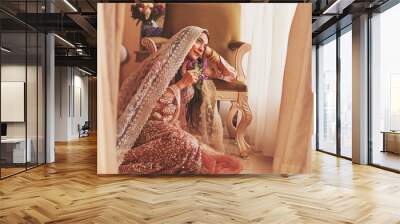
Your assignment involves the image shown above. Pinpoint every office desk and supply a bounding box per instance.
[1,138,31,163]
[382,131,400,154]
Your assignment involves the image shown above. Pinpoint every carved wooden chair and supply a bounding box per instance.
[140,3,253,157]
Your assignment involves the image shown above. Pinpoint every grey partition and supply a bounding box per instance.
[0,0,47,179]
[0,31,28,178]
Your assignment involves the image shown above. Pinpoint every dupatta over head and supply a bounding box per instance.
[117,26,207,155]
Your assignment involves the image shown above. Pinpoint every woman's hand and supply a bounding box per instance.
[176,69,199,90]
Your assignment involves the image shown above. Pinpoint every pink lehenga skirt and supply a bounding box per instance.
[118,121,242,175]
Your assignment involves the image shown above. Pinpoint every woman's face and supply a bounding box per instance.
[188,33,209,61]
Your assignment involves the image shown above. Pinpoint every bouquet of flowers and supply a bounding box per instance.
[131,3,165,37]
[185,57,209,91]
[131,3,165,25]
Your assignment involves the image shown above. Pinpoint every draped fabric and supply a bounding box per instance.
[240,4,297,156]
[97,3,126,174]
[273,4,312,174]
[240,4,312,173]
[199,80,225,153]
[118,81,242,174]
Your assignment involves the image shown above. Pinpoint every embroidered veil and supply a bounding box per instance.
[117,26,207,156]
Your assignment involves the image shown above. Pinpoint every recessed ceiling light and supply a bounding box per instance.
[63,0,78,12]
[322,0,354,15]
[54,34,75,48]
[1,47,11,53]
[77,67,93,76]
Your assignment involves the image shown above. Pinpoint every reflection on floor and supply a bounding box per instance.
[0,163,42,178]
[223,138,273,174]
[373,150,400,171]
[340,147,352,159]
[0,167,25,178]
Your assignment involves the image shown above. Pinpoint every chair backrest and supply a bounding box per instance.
[162,3,241,66]
[82,121,90,129]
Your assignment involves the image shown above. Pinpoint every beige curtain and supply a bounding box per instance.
[240,4,297,157]
[272,4,312,174]
[97,4,125,174]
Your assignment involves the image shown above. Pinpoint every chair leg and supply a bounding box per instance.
[226,102,239,138]
[236,93,253,158]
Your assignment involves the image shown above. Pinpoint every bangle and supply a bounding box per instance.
[205,46,212,57]
[208,49,220,63]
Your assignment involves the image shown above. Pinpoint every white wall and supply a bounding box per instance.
[71,72,89,138]
[55,66,70,141]
[1,65,28,140]
[54,67,89,141]
[1,82,25,122]
[1,64,46,163]
[1,65,38,137]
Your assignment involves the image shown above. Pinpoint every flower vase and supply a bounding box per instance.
[141,19,163,37]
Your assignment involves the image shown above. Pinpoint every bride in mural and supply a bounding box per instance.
[117,26,243,174]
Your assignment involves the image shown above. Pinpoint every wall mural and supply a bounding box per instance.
[97,3,312,175]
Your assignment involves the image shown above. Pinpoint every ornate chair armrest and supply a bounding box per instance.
[141,37,169,54]
[228,41,251,83]
[120,45,129,63]
[212,79,247,92]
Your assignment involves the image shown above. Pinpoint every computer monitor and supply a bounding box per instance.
[1,123,7,137]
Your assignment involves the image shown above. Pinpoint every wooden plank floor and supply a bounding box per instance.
[1,134,400,224]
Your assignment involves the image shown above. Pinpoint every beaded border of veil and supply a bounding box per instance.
[116,26,206,158]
